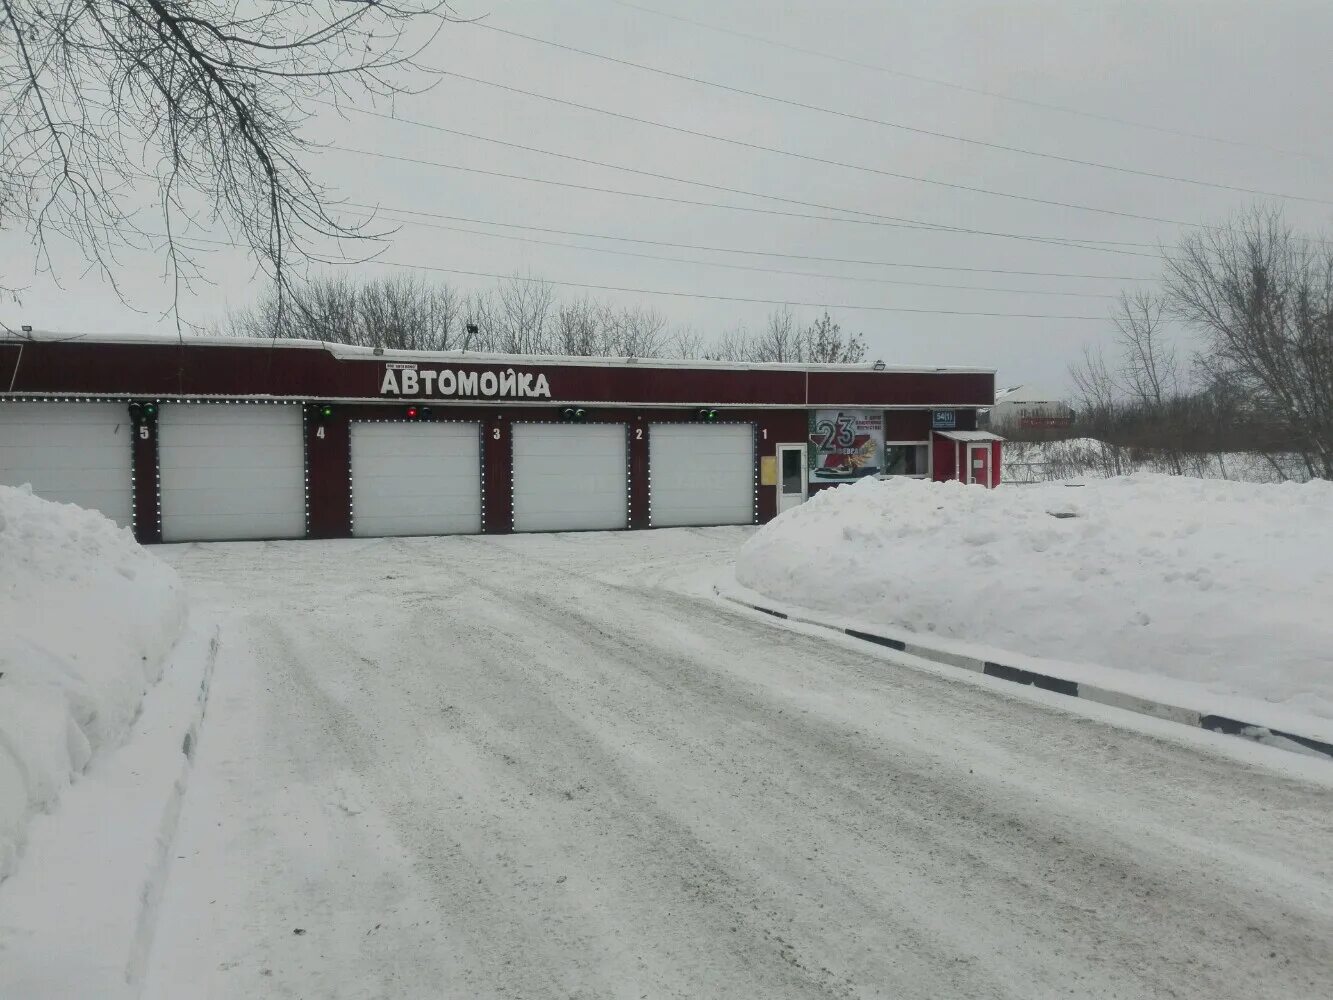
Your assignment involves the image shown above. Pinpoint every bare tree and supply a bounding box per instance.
[226,271,358,343]
[668,325,706,360]
[1166,207,1333,478]
[751,306,803,361]
[1112,291,1179,406]
[1068,344,1126,475]
[490,274,555,355]
[0,1,451,313]
[602,303,667,358]
[228,273,462,351]
[803,310,866,363]
[1110,290,1184,473]
[705,323,757,362]
[459,289,496,352]
[356,274,458,351]
[553,297,603,356]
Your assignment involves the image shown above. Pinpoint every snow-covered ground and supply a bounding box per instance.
[1003,437,1311,483]
[736,475,1333,732]
[4,517,1332,997]
[0,485,185,879]
[137,532,1332,999]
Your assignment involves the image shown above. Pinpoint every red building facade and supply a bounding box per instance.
[1,335,999,544]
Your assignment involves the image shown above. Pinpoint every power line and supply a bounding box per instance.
[323,145,1161,258]
[343,206,1120,298]
[326,108,1181,245]
[342,201,1156,281]
[99,218,1117,317]
[397,71,1195,227]
[470,21,1333,206]
[601,0,1333,166]
[360,258,1113,320]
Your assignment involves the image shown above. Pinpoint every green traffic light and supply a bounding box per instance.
[319,405,334,419]
[142,402,157,418]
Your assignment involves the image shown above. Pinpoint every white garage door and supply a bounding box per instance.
[0,402,133,527]
[159,404,305,542]
[649,423,754,527]
[351,422,481,537]
[512,423,627,532]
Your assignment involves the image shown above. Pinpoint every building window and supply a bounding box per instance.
[883,443,930,477]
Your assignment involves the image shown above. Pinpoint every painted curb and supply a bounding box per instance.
[715,589,1333,762]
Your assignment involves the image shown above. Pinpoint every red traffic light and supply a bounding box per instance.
[406,406,419,419]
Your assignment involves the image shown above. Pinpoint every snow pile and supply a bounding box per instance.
[0,486,185,879]
[736,475,1333,721]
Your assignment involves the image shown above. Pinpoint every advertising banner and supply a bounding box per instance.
[808,409,884,482]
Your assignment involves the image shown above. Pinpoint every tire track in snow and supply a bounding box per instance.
[146,532,1333,999]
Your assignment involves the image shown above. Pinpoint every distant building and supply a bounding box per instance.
[989,385,1075,431]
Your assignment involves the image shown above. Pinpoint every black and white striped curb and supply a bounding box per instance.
[716,589,1333,762]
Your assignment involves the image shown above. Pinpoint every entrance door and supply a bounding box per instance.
[776,443,807,515]
[968,443,992,487]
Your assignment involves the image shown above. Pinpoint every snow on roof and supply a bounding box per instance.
[936,430,1004,442]
[1,329,996,376]
[994,384,1068,405]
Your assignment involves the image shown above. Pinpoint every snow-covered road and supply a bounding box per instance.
[143,529,1333,999]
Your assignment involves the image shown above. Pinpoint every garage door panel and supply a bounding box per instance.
[650,423,754,528]
[519,492,614,515]
[353,478,479,502]
[351,422,481,538]
[158,451,304,476]
[0,402,133,527]
[163,406,288,427]
[0,449,129,472]
[0,466,131,491]
[517,470,625,490]
[359,512,478,535]
[157,490,305,518]
[358,496,482,521]
[159,404,306,542]
[0,424,130,447]
[512,423,626,533]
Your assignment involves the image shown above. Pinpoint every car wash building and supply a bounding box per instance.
[0,334,1001,544]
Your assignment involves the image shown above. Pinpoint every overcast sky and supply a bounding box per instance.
[5,0,1333,392]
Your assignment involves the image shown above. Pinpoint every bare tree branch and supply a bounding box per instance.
[0,1,452,313]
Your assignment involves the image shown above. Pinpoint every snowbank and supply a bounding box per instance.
[0,486,185,879]
[736,475,1333,722]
